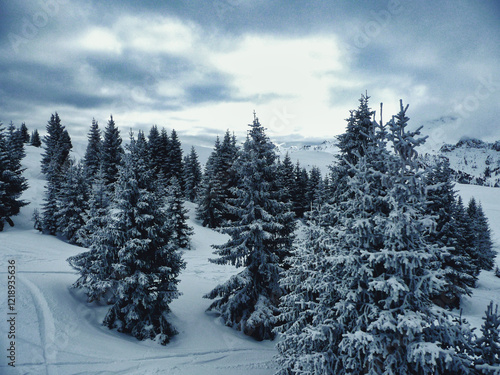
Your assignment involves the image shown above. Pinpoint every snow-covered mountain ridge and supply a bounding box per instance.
[424,137,500,187]
[271,136,500,187]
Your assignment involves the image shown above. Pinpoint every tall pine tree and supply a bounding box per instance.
[204,114,295,341]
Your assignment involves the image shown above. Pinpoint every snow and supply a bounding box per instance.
[1,144,500,374]
[0,146,276,374]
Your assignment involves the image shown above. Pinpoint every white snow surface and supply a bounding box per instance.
[1,146,276,374]
[1,145,500,374]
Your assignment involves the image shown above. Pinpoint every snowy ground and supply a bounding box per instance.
[1,147,499,374]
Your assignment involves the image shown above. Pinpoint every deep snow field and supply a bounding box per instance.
[1,145,499,375]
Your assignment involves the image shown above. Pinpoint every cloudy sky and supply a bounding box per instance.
[1,0,499,147]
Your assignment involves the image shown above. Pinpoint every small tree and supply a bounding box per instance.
[475,301,500,372]
[20,122,30,143]
[30,129,41,147]
[165,177,193,249]
[83,118,102,180]
[183,146,202,202]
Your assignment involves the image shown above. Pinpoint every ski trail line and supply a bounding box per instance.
[18,274,56,375]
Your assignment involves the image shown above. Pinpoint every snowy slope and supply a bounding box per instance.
[1,144,500,375]
[0,146,276,374]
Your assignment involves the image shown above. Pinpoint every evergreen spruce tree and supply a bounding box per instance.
[101,115,123,189]
[148,125,164,176]
[276,152,296,205]
[425,158,476,308]
[196,137,226,228]
[292,162,309,218]
[101,147,185,344]
[30,129,41,147]
[40,113,72,234]
[168,129,183,185]
[75,168,109,247]
[166,177,193,249]
[83,118,102,180]
[159,128,171,178]
[306,166,322,212]
[475,301,500,372]
[56,161,89,244]
[183,146,202,202]
[467,198,495,272]
[20,122,30,143]
[0,123,28,230]
[204,114,295,341]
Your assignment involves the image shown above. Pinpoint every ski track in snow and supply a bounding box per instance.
[17,275,56,375]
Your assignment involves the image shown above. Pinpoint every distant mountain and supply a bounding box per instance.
[272,136,500,188]
[423,137,500,187]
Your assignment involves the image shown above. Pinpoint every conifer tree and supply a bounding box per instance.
[101,115,123,189]
[196,137,226,228]
[475,301,500,372]
[56,161,89,244]
[292,162,309,218]
[20,122,30,143]
[276,152,296,205]
[102,146,185,344]
[425,158,476,308]
[30,129,41,147]
[75,168,109,247]
[148,125,164,175]
[0,122,28,230]
[83,118,102,180]
[40,113,72,234]
[183,146,202,202]
[204,114,295,341]
[467,198,495,272]
[166,177,193,249]
[168,129,183,185]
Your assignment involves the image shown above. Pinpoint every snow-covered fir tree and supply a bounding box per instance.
[165,176,193,249]
[30,129,41,147]
[0,122,28,230]
[196,131,239,228]
[168,129,184,185]
[19,122,30,143]
[277,100,475,374]
[292,161,309,218]
[204,114,295,341]
[467,198,495,273]
[475,301,500,373]
[75,168,109,248]
[83,118,102,180]
[196,136,225,228]
[101,115,123,190]
[183,146,202,202]
[276,152,296,206]
[425,157,476,308]
[56,160,89,244]
[102,145,185,344]
[40,113,72,234]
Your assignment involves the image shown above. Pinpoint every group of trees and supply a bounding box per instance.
[275,96,497,374]
[3,93,497,371]
[30,113,196,343]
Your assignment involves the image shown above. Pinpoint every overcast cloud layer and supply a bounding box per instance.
[1,0,499,146]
